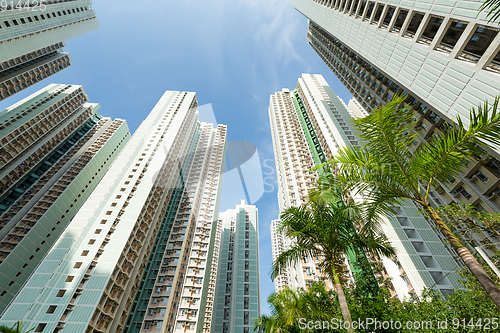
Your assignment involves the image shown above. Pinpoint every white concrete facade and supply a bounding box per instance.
[290,0,500,127]
[0,90,216,333]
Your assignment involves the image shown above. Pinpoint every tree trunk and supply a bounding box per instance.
[333,271,355,333]
[426,205,500,310]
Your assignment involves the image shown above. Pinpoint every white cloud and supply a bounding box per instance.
[240,0,304,64]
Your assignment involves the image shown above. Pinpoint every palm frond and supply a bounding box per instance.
[328,145,416,200]
[271,244,319,280]
[480,0,500,23]
[418,97,500,201]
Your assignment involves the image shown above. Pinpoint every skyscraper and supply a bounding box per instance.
[290,0,500,220]
[212,201,260,333]
[0,83,130,314]
[269,219,288,292]
[269,74,462,299]
[0,0,99,100]
[0,90,227,333]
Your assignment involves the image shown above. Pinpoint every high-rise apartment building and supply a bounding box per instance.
[0,90,227,333]
[269,74,462,299]
[0,0,99,100]
[270,219,288,292]
[212,201,260,333]
[0,83,130,314]
[290,0,500,223]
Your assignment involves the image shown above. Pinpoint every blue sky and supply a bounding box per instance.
[0,0,353,314]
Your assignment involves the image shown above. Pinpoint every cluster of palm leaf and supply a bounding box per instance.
[481,0,500,23]
[269,94,500,332]
[271,196,395,332]
[0,322,34,333]
[327,95,500,309]
[256,277,499,333]
[254,282,342,333]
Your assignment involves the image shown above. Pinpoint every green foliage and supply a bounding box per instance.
[319,94,500,305]
[272,197,394,288]
[432,203,500,286]
[256,278,499,333]
[481,0,500,23]
[0,322,35,333]
[326,94,500,210]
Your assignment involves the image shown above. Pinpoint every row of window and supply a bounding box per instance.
[0,6,90,30]
[313,0,500,71]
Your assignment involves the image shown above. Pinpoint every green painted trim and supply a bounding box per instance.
[292,89,326,166]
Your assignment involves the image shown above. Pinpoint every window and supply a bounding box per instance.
[381,6,395,28]
[363,1,374,21]
[81,250,89,256]
[474,171,489,183]
[372,4,384,24]
[94,229,102,234]
[34,324,46,332]
[56,290,66,297]
[419,16,444,44]
[74,262,82,269]
[462,26,499,63]
[403,12,424,38]
[46,306,57,314]
[65,276,74,282]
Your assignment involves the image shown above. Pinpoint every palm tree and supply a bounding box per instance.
[271,198,395,333]
[255,282,342,333]
[322,95,500,309]
[480,0,500,23]
[253,313,283,333]
[254,289,303,333]
[0,322,34,333]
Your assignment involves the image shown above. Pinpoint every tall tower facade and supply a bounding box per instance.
[0,91,227,333]
[268,74,462,299]
[212,201,260,333]
[0,0,99,100]
[269,220,288,292]
[290,0,500,221]
[0,83,130,313]
[125,121,227,333]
